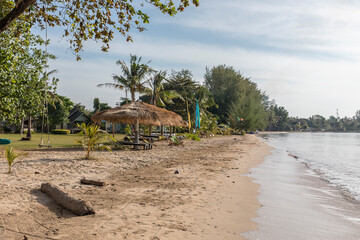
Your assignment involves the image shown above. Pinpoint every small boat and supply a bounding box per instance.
[0,138,11,145]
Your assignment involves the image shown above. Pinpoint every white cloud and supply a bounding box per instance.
[47,0,360,118]
[173,0,360,59]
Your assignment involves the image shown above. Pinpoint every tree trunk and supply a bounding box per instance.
[0,0,36,33]
[170,125,172,136]
[26,116,32,138]
[134,119,139,143]
[160,125,164,136]
[131,90,135,102]
[20,118,24,135]
[41,183,95,216]
[149,125,152,136]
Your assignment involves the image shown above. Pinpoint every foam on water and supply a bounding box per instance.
[263,132,360,201]
[244,133,360,239]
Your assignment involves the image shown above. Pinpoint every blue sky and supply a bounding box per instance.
[46,0,360,118]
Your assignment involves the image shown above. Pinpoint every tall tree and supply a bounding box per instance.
[93,98,100,112]
[204,65,248,123]
[0,12,56,137]
[266,103,289,131]
[48,95,74,129]
[98,54,153,102]
[0,0,199,59]
[164,70,198,119]
[205,65,268,130]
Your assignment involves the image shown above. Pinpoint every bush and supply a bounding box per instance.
[51,129,70,135]
[76,123,114,159]
[184,133,201,141]
[4,147,26,173]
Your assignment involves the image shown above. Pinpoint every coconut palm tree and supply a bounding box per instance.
[143,71,183,107]
[98,54,153,102]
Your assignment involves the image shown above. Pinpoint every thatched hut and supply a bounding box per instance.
[91,101,187,142]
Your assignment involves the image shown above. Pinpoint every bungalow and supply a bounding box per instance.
[63,108,91,132]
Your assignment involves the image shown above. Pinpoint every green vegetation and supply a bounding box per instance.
[48,95,74,130]
[184,133,201,141]
[0,13,56,127]
[76,123,115,159]
[205,65,268,131]
[4,146,26,173]
[143,71,183,107]
[92,97,111,113]
[0,133,79,149]
[51,129,70,134]
[0,0,199,59]
[98,54,154,102]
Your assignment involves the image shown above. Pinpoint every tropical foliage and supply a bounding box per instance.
[98,54,153,102]
[76,123,114,159]
[143,71,182,107]
[4,146,26,173]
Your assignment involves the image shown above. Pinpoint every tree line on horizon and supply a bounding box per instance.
[3,45,360,134]
[4,0,359,135]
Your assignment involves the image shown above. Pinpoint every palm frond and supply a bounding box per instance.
[98,83,124,90]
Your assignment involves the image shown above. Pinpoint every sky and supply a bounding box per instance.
[45,0,360,118]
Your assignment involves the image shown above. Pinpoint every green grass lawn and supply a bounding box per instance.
[0,133,126,150]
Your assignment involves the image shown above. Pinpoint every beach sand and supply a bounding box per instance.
[0,135,271,240]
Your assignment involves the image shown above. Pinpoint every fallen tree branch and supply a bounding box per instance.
[80,179,106,187]
[41,183,95,216]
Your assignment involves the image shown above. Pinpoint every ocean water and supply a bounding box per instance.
[244,132,360,240]
[263,132,360,201]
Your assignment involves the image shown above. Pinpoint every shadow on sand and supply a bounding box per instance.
[30,188,78,219]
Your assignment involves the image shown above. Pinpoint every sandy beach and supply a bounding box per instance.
[0,135,271,240]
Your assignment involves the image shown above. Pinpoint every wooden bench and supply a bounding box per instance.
[124,136,156,143]
[116,141,153,150]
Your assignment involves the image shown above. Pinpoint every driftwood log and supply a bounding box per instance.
[80,179,106,186]
[41,183,95,216]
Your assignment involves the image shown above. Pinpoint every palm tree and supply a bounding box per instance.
[144,71,183,106]
[98,54,153,102]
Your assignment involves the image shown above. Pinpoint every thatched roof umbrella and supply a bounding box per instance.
[91,101,186,143]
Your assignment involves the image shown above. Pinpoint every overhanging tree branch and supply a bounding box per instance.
[0,0,36,33]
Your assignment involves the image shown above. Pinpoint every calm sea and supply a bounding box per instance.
[244,132,360,240]
[264,132,360,201]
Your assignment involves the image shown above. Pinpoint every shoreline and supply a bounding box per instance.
[0,135,271,239]
[248,134,360,240]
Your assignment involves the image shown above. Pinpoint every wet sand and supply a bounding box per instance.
[245,145,360,240]
[0,135,271,239]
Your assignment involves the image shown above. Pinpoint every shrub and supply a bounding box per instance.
[169,136,184,146]
[184,133,201,141]
[51,129,70,134]
[4,147,26,173]
[76,123,115,159]
[124,124,132,136]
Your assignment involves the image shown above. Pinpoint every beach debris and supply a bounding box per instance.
[80,178,106,187]
[174,170,179,174]
[41,183,95,216]
[288,154,298,159]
